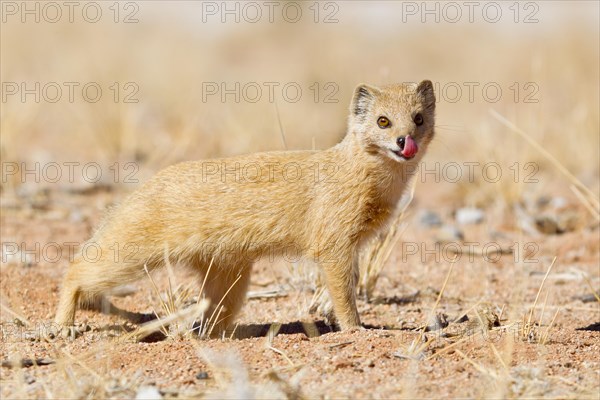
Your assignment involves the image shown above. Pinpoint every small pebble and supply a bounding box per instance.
[419,210,442,227]
[427,313,449,331]
[455,207,485,225]
[69,210,85,223]
[572,292,600,303]
[135,386,162,400]
[535,215,561,234]
[24,373,35,385]
[557,211,580,232]
[436,225,464,243]
[195,371,209,380]
[550,197,568,209]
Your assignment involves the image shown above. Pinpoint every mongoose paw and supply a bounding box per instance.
[341,325,366,333]
[22,324,61,342]
[60,323,90,340]
[29,323,90,342]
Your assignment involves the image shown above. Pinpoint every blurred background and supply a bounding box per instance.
[1,1,599,211]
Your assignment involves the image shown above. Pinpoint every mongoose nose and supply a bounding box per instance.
[397,136,406,150]
[397,135,419,158]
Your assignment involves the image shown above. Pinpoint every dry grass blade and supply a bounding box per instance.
[198,257,215,306]
[582,273,600,304]
[263,324,295,366]
[0,303,30,327]
[199,348,304,399]
[425,335,470,360]
[59,350,104,381]
[266,345,295,367]
[527,257,557,329]
[538,290,550,331]
[490,109,599,216]
[540,308,561,345]
[455,349,499,380]
[397,257,456,361]
[143,263,172,337]
[422,255,457,335]
[571,184,600,221]
[498,304,506,321]
[427,320,519,361]
[359,178,416,300]
[163,246,180,317]
[121,300,209,342]
[247,288,288,299]
[199,349,253,398]
[328,341,354,350]
[452,298,483,324]
[144,263,172,317]
[274,99,288,150]
[520,257,558,342]
[264,322,282,345]
[144,254,241,339]
[472,304,509,374]
[205,273,243,337]
[488,342,508,371]
[394,333,436,361]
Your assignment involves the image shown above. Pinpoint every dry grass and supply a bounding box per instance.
[140,253,250,340]
[518,257,557,343]
[359,179,416,301]
[490,110,600,220]
[200,349,305,399]
[394,256,456,360]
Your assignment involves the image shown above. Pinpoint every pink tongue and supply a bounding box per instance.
[402,135,418,158]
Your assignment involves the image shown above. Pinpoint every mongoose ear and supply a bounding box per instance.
[416,80,436,109]
[350,84,380,117]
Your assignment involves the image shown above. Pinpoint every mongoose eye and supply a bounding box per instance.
[413,113,424,126]
[377,116,390,128]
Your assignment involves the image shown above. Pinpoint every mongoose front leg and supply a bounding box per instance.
[50,280,81,340]
[321,254,362,331]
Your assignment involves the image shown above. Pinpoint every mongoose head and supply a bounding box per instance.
[348,80,435,163]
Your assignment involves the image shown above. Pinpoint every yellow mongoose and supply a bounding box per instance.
[54,80,436,335]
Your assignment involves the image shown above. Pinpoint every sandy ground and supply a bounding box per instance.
[1,181,599,399]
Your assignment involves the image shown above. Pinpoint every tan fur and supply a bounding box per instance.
[54,81,436,334]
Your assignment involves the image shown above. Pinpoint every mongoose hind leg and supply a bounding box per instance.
[197,261,252,337]
[53,253,148,338]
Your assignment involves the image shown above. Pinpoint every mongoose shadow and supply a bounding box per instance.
[96,296,420,342]
[90,305,338,341]
[226,321,417,340]
[576,322,600,332]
